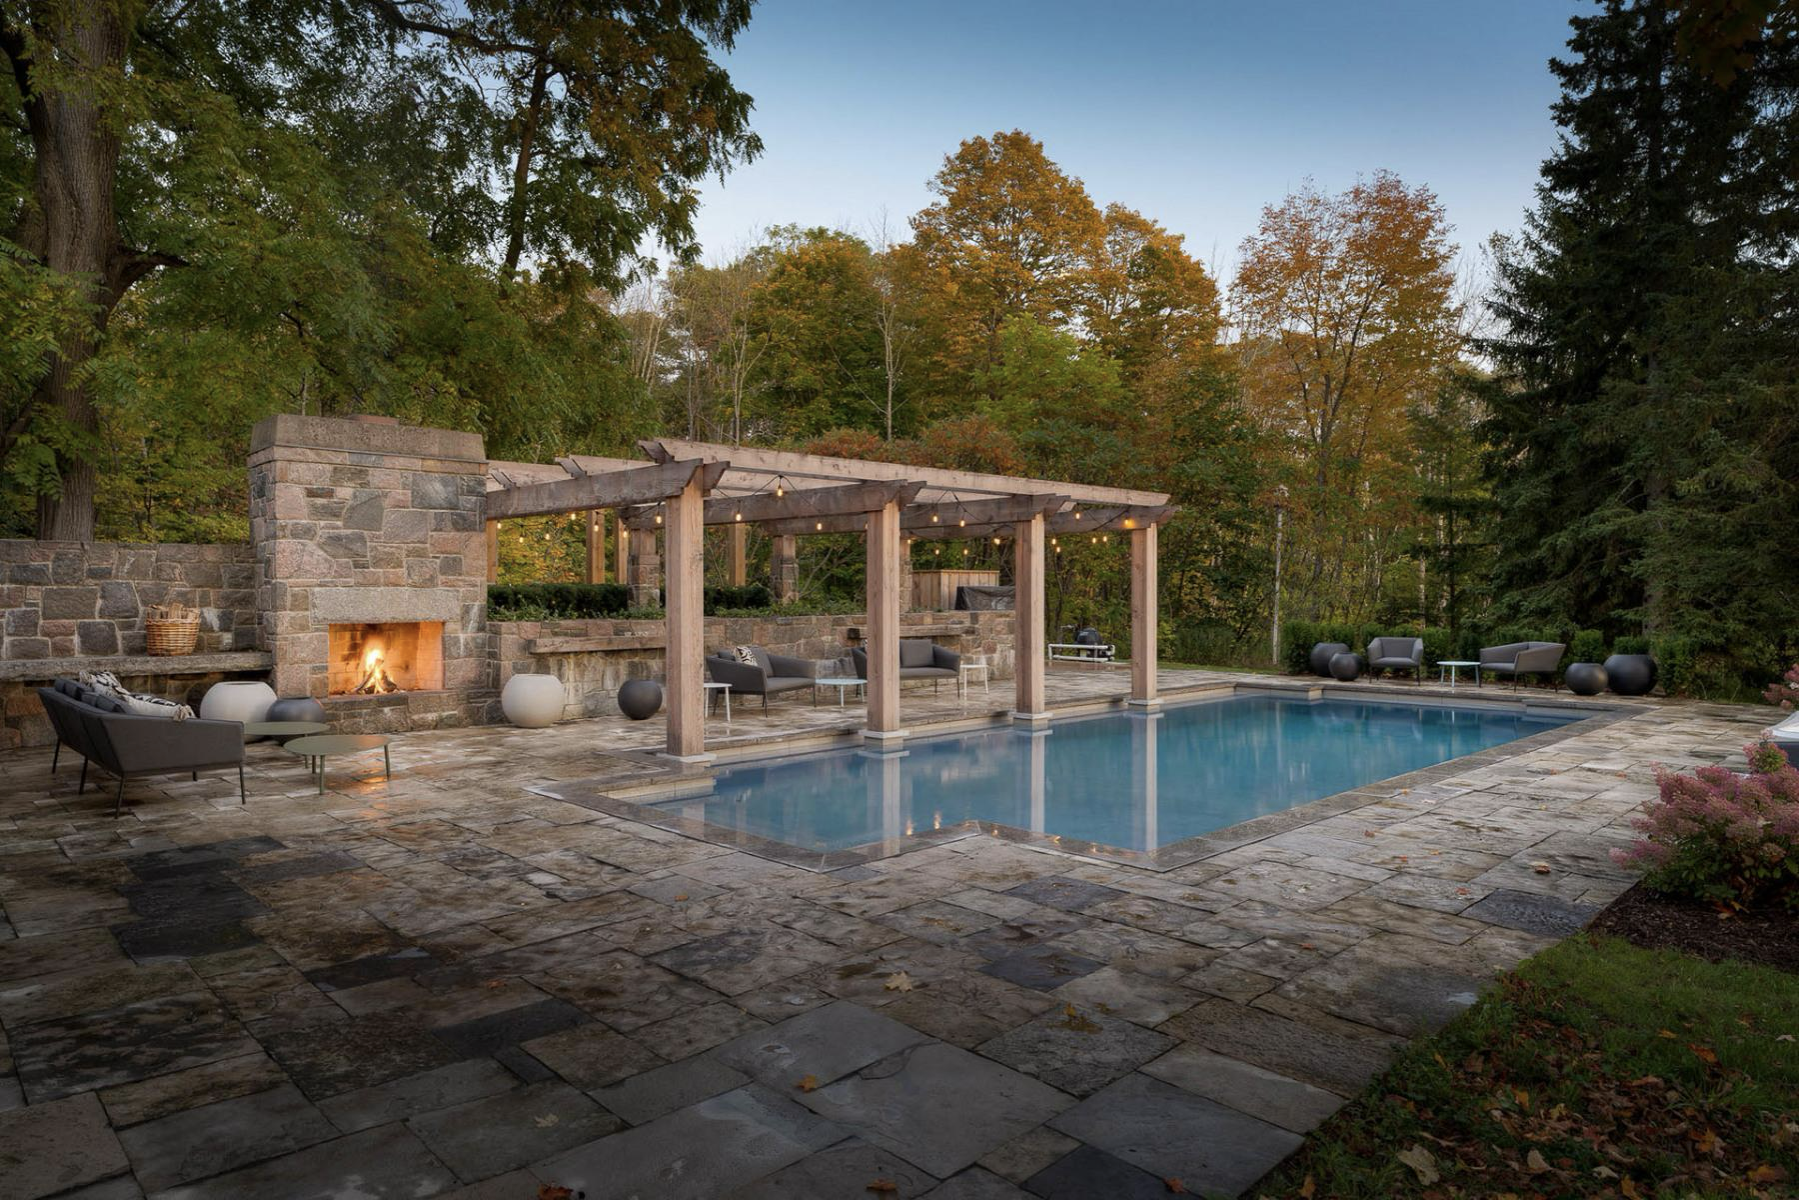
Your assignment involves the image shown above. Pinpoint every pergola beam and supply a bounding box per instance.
[626,480,926,531]
[905,504,1177,542]
[485,460,726,521]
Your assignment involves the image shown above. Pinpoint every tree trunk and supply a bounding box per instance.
[16,0,130,543]
[501,56,551,282]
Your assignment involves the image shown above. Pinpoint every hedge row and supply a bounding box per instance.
[488,581,777,620]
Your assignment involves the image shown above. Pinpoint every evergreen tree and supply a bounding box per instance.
[1482,0,1798,674]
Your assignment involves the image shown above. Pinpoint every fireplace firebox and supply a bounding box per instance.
[327,622,444,695]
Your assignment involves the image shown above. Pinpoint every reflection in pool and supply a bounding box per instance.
[648,693,1581,854]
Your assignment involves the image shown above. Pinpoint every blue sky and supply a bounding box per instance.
[685,0,1583,273]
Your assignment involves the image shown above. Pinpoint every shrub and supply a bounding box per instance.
[1613,634,1651,656]
[1613,741,1799,911]
[1568,628,1606,665]
[488,582,629,620]
[1765,662,1799,711]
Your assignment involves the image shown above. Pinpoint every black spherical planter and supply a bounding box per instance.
[618,679,663,721]
[1328,652,1363,682]
[1603,653,1657,697]
[266,696,327,723]
[1564,662,1608,697]
[1309,642,1350,677]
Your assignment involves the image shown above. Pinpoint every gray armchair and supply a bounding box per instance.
[1366,637,1425,683]
[704,647,817,713]
[37,683,246,814]
[1479,642,1566,690]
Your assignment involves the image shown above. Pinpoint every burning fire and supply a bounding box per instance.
[353,644,400,694]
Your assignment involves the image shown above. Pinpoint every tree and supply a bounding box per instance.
[1482,0,1798,671]
[909,131,1104,394]
[1232,173,1461,619]
[2,0,759,540]
[1086,204,1222,383]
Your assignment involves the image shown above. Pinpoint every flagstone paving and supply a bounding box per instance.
[0,667,1775,1198]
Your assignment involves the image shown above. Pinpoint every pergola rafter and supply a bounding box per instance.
[482,438,1173,757]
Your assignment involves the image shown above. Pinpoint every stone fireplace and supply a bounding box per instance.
[248,414,493,733]
[328,621,444,695]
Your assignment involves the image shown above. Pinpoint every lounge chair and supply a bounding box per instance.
[1479,641,1566,690]
[704,647,817,713]
[37,682,246,814]
[1366,637,1425,683]
[851,639,960,692]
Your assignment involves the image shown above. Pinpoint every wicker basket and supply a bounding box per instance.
[145,604,200,656]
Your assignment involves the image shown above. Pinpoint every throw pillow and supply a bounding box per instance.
[121,693,194,720]
[733,644,759,666]
[79,669,125,694]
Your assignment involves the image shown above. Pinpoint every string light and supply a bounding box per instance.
[962,547,970,556]
[930,511,939,523]
[991,536,1001,545]
[654,513,662,525]
[1072,510,1082,520]
[815,521,823,531]
[933,546,940,556]
[733,509,742,522]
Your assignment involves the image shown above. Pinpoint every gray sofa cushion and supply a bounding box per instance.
[900,640,936,668]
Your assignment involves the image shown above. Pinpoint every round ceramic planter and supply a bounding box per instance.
[1328,652,1363,682]
[198,680,277,725]
[618,679,663,721]
[1309,642,1350,677]
[501,673,565,728]
[1564,662,1608,697]
[266,696,328,723]
[1603,653,1657,697]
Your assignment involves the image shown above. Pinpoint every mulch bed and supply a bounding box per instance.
[1591,884,1799,975]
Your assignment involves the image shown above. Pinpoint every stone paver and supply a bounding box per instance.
[0,667,1766,1197]
[726,1137,938,1198]
[1049,1071,1304,1197]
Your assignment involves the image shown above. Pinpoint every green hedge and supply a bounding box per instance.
[488,582,629,620]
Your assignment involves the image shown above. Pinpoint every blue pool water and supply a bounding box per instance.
[649,694,1582,854]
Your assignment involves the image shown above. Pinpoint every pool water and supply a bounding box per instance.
[649,693,1581,854]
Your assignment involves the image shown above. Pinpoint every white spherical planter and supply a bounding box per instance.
[501,673,565,728]
[199,680,278,724]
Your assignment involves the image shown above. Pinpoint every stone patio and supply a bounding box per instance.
[0,666,1773,1198]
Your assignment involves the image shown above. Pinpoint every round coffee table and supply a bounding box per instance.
[813,677,865,706]
[243,720,329,743]
[284,733,391,794]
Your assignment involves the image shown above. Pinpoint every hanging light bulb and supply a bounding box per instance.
[958,517,966,528]
[497,521,504,530]
[815,521,822,531]
[933,546,940,556]
[962,547,970,556]
[1091,536,1098,544]
[733,509,742,522]
[1073,510,1082,520]
[1122,518,1135,529]
[930,511,939,523]
[775,477,785,499]
[991,536,1001,545]
[654,513,663,525]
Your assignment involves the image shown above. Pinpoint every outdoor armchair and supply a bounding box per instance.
[1366,636,1425,683]
[1478,641,1566,690]
[852,639,960,693]
[37,683,246,814]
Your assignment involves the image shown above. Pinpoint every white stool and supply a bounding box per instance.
[958,655,991,698]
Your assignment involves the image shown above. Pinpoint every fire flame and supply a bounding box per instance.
[353,642,400,694]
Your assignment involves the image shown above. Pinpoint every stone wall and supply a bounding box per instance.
[0,539,256,660]
[494,609,1016,720]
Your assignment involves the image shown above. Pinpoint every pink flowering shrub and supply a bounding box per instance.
[1765,662,1799,710]
[1611,741,1799,910]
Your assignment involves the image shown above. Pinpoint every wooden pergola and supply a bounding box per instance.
[485,439,1173,760]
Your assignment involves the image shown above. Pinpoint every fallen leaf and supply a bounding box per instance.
[673,893,689,901]
[866,1180,899,1195]
[883,972,915,993]
[1689,1043,1718,1065]
[796,1074,820,1092]
[1514,1087,1530,1110]
[1298,1175,1316,1198]
[1657,1028,1677,1039]
[1691,1127,1718,1153]
[1299,942,1316,951]
[1163,1179,1187,1194]
[1620,1177,1642,1199]
[1531,861,1552,874]
[537,1186,574,1200]
[1748,1164,1788,1184]
[1526,1149,1550,1174]
[533,1113,560,1128]
[1058,1004,1101,1033]
[1363,829,1377,838]
[1396,1144,1440,1185]
[1592,1165,1618,1181]
[1776,1033,1794,1043]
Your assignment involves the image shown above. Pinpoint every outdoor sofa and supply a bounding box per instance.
[1366,636,1425,683]
[1478,641,1566,689]
[852,639,961,692]
[704,646,818,712]
[37,678,246,814]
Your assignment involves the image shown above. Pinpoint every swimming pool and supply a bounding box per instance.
[646,693,1583,855]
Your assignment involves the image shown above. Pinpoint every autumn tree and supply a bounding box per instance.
[1086,205,1222,383]
[1232,173,1460,619]
[909,131,1104,395]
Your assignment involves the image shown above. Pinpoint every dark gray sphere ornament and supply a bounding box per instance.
[1564,662,1608,697]
[1309,642,1350,677]
[266,696,328,723]
[1328,652,1363,682]
[1603,654,1657,697]
[618,679,664,721]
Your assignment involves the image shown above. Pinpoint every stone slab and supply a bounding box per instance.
[532,1083,848,1200]
[98,1051,287,1128]
[590,1053,749,1126]
[0,1092,129,1200]
[1158,997,1399,1097]
[317,1057,519,1134]
[1048,1072,1303,1198]
[1462,887,1601,937]
[117,1082,336,1191]
[979,944,1105,992]
[1139,1045,1343,1134]
[798,1042,1073,1178]
[711,999,931,1089]
[408,1079,620,1183]
[1022,1144,1176,1200]
[976,1009,1172,1097]
[11,991,259,1102]
[150,1119,457,1200]
[520,1022,666,1090]
[726,1137,939,1199]
[256,1012,458,1100]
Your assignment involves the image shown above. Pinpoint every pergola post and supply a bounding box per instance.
[1130,522,1159,707]
[484,520,499,584]
[727,522,747,586]
[771,534,798,601]
[585,511,606,584]
[664,476,707,761]
[613,512,628,583]
[864,499,904,745]
[1013,513,1049,724]
[628,526,661,608]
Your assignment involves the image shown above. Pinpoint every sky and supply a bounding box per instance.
[683,0,1584,277]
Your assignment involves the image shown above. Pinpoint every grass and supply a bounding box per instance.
[1257,935,1799,1199]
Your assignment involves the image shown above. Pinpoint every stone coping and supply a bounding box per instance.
[538,681,1642,874]
[0,650,271,683]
